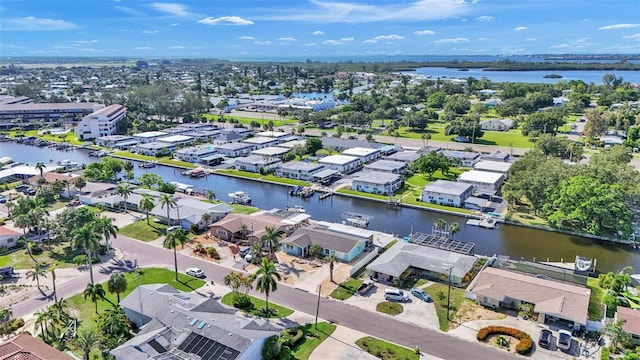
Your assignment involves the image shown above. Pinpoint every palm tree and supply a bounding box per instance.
[164,228,188,281]
[72,224,101,284]
[62,179,71,198]
[73,177,87,194]
[76,329,100,360]
[52,298,70,324]
[434,218,447,236]
[206,190,216,201]
[107,272,128,303]
[93,216,118,254]
[260,226,280,258]
[160,193,177,226]
[601,319,631,350]
[251,258,282,314]
[50,267,58,302]
[35,162,46,178]
[5,200,14,217]
[326,254,339,283]
[35,309,49,340]
[116,183,133,213]
[200,212,212,233]
[449,222,460,239]
[99,306,131,338]
[83,283,106,314]
[26,262,47,289]
[139,194,156,225]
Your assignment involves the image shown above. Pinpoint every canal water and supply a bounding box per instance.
[1,142,638,272]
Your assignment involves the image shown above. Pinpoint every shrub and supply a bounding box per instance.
[190,224,199,234]
[279,328,304,347]
[0,246,7,255]
[261,335,281,360]
[28,242,42,255]
[600,347,610,360]
[206,247,220,259]
[477,325,533,355]
[0,317,25,335]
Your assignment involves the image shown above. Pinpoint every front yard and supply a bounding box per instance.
[220,292,294,318]
[118,219,168,242]
[423,283,467,331]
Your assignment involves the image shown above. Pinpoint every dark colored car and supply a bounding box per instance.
[538,329,552,349]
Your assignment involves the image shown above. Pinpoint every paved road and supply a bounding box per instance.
[13,235,517,360]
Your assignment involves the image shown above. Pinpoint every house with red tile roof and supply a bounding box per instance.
[0,333,73,360]
[616,307,640,345]
[0,226,20,248]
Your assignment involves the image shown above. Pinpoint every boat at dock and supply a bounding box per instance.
[342,212,371,228]
[299,187,315,198]
[189,168,206,178]
[139,161,158,169]
[285,205,306,213]
[319,191,332,200]
[228,191,252,205]
[466,216,497,229]
[289,185,303,196]
[89,150,107,157]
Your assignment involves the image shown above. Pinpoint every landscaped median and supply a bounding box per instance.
[476,325,533,355]
[356,336,419,360]
[262,322,337,360]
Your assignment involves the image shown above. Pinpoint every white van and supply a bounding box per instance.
[384,288,409,302]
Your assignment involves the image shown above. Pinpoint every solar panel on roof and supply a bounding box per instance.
[197,321,206,329]
[189,319,198,326]
[177,332,241,360]
[148,339,168,354]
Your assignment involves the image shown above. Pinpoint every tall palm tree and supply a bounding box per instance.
[99,306,131,338]
[5,200,14,218]
[326,254,339,283]
[116,183,133,213]
[434,218,447,236]
[35,162,46,178]
[139,194,156,225]
[35,309,49,340]
[200,212,212,233]
[49,267,58,302]
[449,222,460,239]
[160,193,177,227]
[76,329,100,360]
[601,319,631,350]
[26,262,47,289]
[72,224,101,284]
[107,272,128,303]
[93,216,118,254]
[260,226,280,259]
[251,258,281,314]
[52,298,70,324]
[83,283,106,314]
[164,228,188,281]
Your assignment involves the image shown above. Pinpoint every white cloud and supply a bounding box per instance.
[525,38,536,41]
[73,40,99,44]
[142,30,160,34]
[170,23,180,26]
[624,33,640,40]
[305,42,317,46]
[323,39,346,45]
[278,37,297,41]
[259,0,470,23]
[198,16,254,26]
[169,45,186,49]
[550,37,595,50]
[312,30,324,35]
[475,16,493,22]
[133,46,153,50]
[340,37,354,41]
[364,34,405,43]
[114,6,148,17]
[597,23,640,30]
[239,36,255,40]
[150,3,190,17]
[514,26,528,31]
[477,37,486,41]
[434,37,469,43]
[414,29,436,35]
[254,40,272,46]
[1,16,78,31]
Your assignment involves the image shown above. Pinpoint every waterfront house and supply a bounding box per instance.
[250,146,290,159]
[173,146,218,163]
[341,147,382,164]
[280,224,368,262]
[440,150,482,167]
[473,161,513,179]
[157,134,195,147]
[352,171,402,196]
[363,159,408,174]
[75,104,127,140]
[616,307,640,345]
[234,155,282,173]
[133,131,169,144]
[215,142,254,157]
[275,161,325,181]
[467,267,590,328]
[209,213,291,244]
[242,136,281,150]
[0,97,102,130]
[480,118,514,131]
[318,154,361,174]
[421,180,474,207]
[134,142,176,157]
[0,226,20,248]
[457,170,505,194]
[96,135,138,149]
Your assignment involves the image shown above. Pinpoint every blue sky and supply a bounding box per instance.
[1,0,639,59]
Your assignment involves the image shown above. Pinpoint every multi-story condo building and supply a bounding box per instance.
[74,104,127,140]
[0,96,103,130]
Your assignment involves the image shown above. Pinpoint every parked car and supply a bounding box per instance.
[410,288,432,302]
[538,329,552,349]
[238,246,251,257]
[557,330,572,351]
[0,195,6,203]
[384,288,410,302]
[14,184,29,192]
[185,267,205,278]
[166,226,180,233]
[24,188,36,196]
[357,280,374,295]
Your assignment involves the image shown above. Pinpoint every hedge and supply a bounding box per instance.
[477,325,533,355]
[0,318,25,335]
[280,328,304,347]
[600,347,610,360]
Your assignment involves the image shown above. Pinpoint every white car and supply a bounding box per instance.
[557,330,572,351]
[185,267,205,278]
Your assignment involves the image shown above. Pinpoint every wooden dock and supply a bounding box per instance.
[319,191,333,200]
[466,217,497,229]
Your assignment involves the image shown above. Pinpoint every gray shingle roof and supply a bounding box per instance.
[281,225,364,253]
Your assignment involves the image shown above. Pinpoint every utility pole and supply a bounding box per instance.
[136,261,144,326]
[315,285,321,329]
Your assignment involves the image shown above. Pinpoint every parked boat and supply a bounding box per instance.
[228,191,252,205]
[89,150,107,157]
[139,161,158,169]
[299,187,315,198]
[289,185,303,196]
[285,205,306,213]
[190,168,206,178]
[342,212,371,228]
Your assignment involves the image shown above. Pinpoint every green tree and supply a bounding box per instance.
[252,258,282,314]
[107,272,128,303]
[76,329,100,360]
[260,226,280,258]
[94,216,118,254]
[140,173,162,189]
[26,262,47,289]
[412,152,451,180]
[160,193,177,226]
[72,224,101,284]
[35,162,46,178]
[326,254,338,283]
[73,177,87,193]
[116,183,133,213]
[35,309,49,341]
[449,222,460,239]
[139,194,156,225]
[164,228,188,281]
[98,306,131,338]
[601,319,631,350]
[83,283,106,314]
[223,271,253,307]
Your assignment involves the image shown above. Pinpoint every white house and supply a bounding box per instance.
[0,226,20,248]
[173,146,218,163]
[242,136,281,149]
[421,180,474,207]
[385,150,421,163]
[363,159,408,174]
[74,104,126,140]
[352,171,402,195]
[440,150,482,167]
[473,161,513,179]
[457,170,505,194]
[341,147,382,164]
[176,123,216,131]
[254,131,289,139]
[480,118,513,131]
[133,131,169,144]
[215,142,254,157]
[134,142,176,157]
[96,135,137,149]
[184,129,220,142]
[277,139,308,150]
[234,155,282,173]
[157,134,195,147]
[275,161,325,181]
[318,154,361,174]
[481,151,511,162]
[250,146,290,158]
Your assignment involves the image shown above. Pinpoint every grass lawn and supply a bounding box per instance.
[330,278,363,300]
[110,152,197,169]
[118,219,168,242]
[0,243,83,270]
[230,204,260,214]
[336,188,391,201]
[66,267,205,331]
[215,168,262,179]
[202,113,298,126]
[2,129,83,145]
[356,336,419,360]
[220,292,294,318]
[586,277,605,321]
[395,122,533,148]
[261,175,309,187]
[376,301,404,316]
[423,283,467,331]
[506,204,550,227]
[289,322,337,360]
[405,169,464,186]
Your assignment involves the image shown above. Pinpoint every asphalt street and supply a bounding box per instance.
[13,235,517,360]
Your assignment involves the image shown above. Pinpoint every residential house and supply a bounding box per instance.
[185,129,220,142]
[212,131,244,145]
[480,118,514,131]
[242,136,281,150]
[173,146,218,163]
[385,150,421,163]
[74,104,126,140]
[481,151,511,162]
[341,147,382,164]
[112,284,281,360]
[160,127,190,136]
[251,146,290,159]
[319,137,383,151]
[176,123,217,131]
[277,139,307,150]
[473,161,513,179]
[467,267,591,328]
[254,131,289,139]
[275,161,325,181]
[133,131,169,144]
[363,159,408,174]
[234,155,282,173]
[214,142,254,157]
[209,213,293,244]
[616,307,640,345]
[457,170,505,194]
[440,150,482,167]
[280,224,370,261]
[0,226,20,248]
[0,333,74,360]
[134,142,176,157]
[421,180,474,207]
[157,134,195,147]
[96,135,137,149]
[318,154,361,174]
[352,172,402,195]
